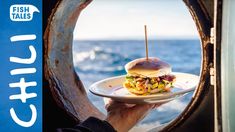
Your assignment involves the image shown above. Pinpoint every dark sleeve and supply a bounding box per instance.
[57,117,117,132]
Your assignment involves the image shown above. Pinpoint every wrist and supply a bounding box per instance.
[105,116,130,132]
[105,117,119,131]
[80,117,117,132]
[103,119,118,132]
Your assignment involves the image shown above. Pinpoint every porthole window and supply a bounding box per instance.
[72,0,201,130]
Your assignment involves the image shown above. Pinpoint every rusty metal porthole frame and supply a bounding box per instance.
[44,0,214,131]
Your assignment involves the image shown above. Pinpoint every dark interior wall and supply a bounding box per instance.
[43,0,59,31]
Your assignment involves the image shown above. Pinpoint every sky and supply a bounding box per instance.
[73,0,199,40]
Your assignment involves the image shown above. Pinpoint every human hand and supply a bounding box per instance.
[105,100,163,132]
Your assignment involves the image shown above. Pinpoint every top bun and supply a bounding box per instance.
[125,57,171,77]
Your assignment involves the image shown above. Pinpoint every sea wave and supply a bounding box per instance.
[73,46,132,74]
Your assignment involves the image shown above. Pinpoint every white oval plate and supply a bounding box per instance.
[89,72,199,104]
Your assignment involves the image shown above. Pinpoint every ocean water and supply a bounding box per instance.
[73,40,201,127]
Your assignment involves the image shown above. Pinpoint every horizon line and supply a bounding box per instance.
[73,38,200,41]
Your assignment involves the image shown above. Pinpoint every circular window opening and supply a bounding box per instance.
[73,0,201,130]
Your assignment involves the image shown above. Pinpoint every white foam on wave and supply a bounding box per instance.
[73,51,91,65]
[73,47,125,72]
[73,46,102,64]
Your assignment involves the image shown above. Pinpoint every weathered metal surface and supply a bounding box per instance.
[43,0,216,131]
[44,0,105,128]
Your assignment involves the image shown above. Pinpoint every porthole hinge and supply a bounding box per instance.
[210,27,215,86]
[210,27,215,44]
[210,67,215,85]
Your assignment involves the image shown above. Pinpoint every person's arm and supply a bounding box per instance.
[105,101,161,132]
[58,101,163,132]
[57,117,117,132]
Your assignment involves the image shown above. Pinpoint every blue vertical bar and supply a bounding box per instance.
[0,0,42,132]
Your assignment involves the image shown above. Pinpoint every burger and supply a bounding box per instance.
[123,57,176,95]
